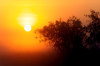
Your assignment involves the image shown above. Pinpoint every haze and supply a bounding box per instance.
[0,0,100,66]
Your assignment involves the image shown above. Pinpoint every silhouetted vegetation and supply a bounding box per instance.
[84,10,100,49]
[35,10,100,64]
[35,16,85,51]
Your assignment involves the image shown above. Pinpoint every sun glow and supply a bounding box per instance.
[18,13,37,26]
[17,7,38,28]
[24,25,31,32]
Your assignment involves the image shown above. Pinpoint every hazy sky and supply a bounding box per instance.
[0,0,100,52]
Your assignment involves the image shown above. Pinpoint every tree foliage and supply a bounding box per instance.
[35,16,85,52]
[35,9,100,52]
[84,10,100,49]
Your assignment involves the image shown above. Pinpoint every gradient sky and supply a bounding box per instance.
[0,0,100,52]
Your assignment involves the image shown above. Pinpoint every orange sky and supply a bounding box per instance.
[0,0,100,52]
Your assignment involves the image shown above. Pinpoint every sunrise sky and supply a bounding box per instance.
[0,0,100,53]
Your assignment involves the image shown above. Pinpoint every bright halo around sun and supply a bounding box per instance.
[24,25,31,32]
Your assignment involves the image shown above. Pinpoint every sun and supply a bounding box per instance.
[24,25,31,32]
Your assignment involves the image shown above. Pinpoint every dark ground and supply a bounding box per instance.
[0,48,100,66]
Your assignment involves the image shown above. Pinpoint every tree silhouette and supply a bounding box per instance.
[84,10,100,49]
[34,10,100,64]
[35,16,85,54]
